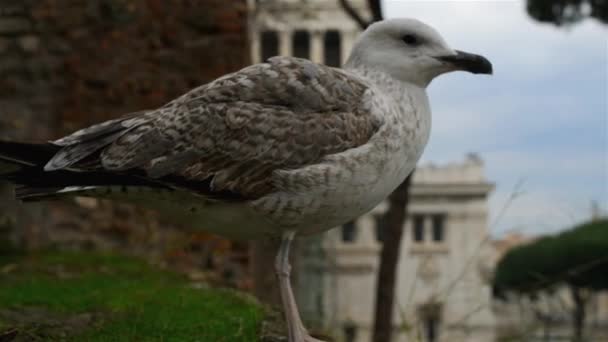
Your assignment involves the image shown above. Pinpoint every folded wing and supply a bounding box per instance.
[44,57,382,200]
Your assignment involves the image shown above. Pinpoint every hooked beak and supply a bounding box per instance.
[435,50,493,75]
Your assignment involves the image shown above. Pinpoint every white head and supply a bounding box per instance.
[345,18,492,87]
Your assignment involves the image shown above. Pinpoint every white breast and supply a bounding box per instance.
[251,73,432,235]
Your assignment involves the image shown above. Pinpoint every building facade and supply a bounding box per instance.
[321,155,496,342]
[248,0,367,67]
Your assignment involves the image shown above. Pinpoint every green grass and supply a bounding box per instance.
[0,250,263,341]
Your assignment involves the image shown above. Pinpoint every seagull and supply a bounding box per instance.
[0,19,491,342]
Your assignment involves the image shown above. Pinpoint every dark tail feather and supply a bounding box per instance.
[0,140,166,202]
[3,167,164,202]
[0,141,61,201]
[0,141,59,168]
[14,186,68,202]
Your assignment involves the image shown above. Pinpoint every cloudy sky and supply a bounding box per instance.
[383,1,607,236]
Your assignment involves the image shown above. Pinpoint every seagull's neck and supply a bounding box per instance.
[344,62,426,101]
[344,52,433,88]
[344,61,432,149]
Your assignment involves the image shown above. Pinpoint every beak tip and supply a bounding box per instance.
[474,60,493,75]
[464,53,493,75]
[438,50,493,75]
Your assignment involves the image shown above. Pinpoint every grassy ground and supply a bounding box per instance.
[0,250,264,341]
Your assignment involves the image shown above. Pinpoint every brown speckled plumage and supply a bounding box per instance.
[45,57,380,199]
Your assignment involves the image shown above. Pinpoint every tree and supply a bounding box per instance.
[372,175,413,342]
[338,2,415,342]
[338,0,382,27]
[526,0,608,26]
[493,219,608,341]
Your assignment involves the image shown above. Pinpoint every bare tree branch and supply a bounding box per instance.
[372,173,413,342]
[339,3,416,342]
[338,0,371,29]
[368,0,383,22]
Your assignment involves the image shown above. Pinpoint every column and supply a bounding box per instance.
[340,30,356,65]
[279,30,292,56]
[250,30,261,64]
[310,30,324,64]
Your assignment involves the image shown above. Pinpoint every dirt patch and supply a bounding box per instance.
[0,307,106,341]
[258,306,334,342]
[258,306,287,342]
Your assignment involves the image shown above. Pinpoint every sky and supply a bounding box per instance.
[383,1,607,236]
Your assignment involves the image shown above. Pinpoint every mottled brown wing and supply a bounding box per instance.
[44,111,150,171]
[51,57,381,199]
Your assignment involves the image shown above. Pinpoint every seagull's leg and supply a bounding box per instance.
[275,230,324,342]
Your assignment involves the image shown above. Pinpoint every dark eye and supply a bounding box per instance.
[402,34,419,46]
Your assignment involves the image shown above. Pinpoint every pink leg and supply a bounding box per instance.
[275,231,325,342]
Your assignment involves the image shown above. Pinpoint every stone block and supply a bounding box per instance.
[0,57,23,74]
[0,18,30,34]
[18,35,40,52]
[0,37,9,54]
[0,4,26,16]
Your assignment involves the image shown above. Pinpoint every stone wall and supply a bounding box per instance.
[1,0,248,138]
[0,0,250,287]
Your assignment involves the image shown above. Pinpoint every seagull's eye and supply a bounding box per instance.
[402,34,419,46]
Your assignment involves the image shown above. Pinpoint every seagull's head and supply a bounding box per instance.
[347,18,493,87]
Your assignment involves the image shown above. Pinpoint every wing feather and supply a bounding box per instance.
[46,57,381,199]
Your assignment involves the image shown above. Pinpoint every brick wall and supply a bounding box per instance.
[0,0,250,287]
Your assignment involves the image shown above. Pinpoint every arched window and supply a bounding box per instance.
[292,30,310,59]
[324,30,341,67]
[261,30,278,61]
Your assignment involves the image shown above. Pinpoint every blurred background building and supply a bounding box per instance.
[249,0,365,67]
[320,155,496,342]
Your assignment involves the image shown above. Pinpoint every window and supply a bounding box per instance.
[431,215,445,242]
[341,221,357,243]
[424,315,439,342]
[292,30,310,59]
[324,30,341,67]
[419,303,441,342]
[374,214,387,243]
[261,30,278,61]
[343,323,357,342]
[413,215,424,242]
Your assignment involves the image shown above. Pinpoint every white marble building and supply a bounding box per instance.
[248,0,366,67]
[320,155,496,342]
